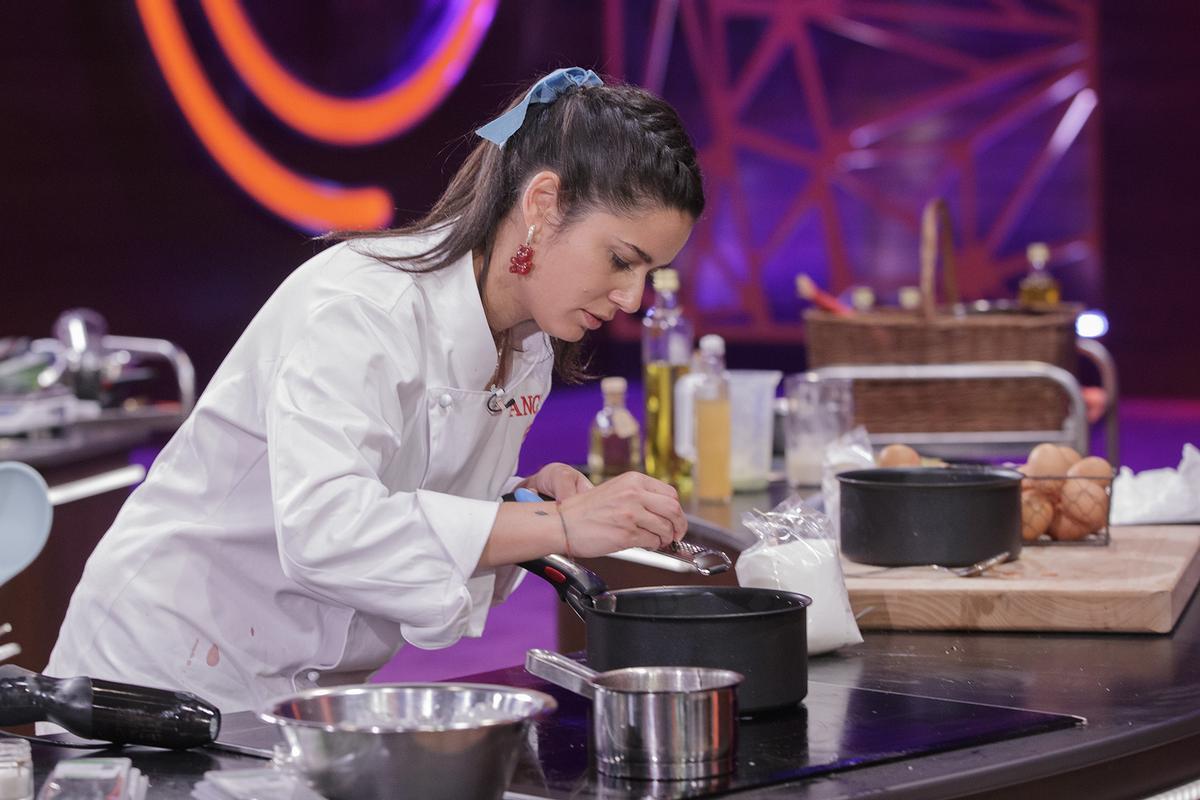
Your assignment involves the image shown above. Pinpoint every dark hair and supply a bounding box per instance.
[337,76,705,384]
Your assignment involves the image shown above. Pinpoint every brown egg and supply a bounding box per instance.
[1016,463,1037,493]
[1021,491,1054,541]
[1060,476,1110,533]
[878,444,921,468]
[1067,456,1114,486]
[1023,444,1083,497]
[1048,508,1092,541]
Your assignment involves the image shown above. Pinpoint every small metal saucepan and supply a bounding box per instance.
[518,555,811,713]
[526,649,742,781]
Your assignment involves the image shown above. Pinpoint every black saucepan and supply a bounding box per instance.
[517,555,811,713]
[838,466,1023,568]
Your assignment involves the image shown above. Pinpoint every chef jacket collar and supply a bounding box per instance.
[420,247,550,391]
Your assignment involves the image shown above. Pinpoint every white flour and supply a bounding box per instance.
[736,537,863,655]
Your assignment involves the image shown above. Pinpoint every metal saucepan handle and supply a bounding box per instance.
[525,649,597,700]
[506,490,611,607]
[516,554,609,609]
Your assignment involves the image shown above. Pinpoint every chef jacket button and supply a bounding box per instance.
[438,393,453,408]
[306,670,320,683]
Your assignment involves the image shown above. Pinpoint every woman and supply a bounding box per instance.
[46,68,705,713]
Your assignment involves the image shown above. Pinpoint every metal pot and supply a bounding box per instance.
[258,683,556,800]
[526,649,741,780]
[838,466,1023,567]
[519,556,811,713]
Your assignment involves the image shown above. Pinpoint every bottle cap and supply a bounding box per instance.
[600,376,627,397]
[898,286,921,310]
[651,268,679,292]
[698,334,725,356]
[850,286,875,311]
[1026,242,1049,269]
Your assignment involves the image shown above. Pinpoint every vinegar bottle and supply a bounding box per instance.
[641,268,693,491]
[587,377,642,482]
[693,334,732,504]
[1018,242,1061,307]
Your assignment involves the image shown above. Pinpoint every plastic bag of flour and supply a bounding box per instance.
[737,496,862,655]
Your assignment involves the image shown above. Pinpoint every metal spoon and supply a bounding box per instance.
[851,550,1011,579]
[936,550,1011,578]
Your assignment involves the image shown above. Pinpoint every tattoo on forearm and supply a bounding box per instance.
[534,510,549,516]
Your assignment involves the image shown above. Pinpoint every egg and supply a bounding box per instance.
[1021,491,1054,541]
[1067,456,1114,485]
[1060,475,1110,533]
[878,444,921,468]
[1048,508,1092,541]
[1023,444,1082,497]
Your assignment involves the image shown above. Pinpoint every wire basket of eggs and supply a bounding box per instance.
[1013,444,1114,546]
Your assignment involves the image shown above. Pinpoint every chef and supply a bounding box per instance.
[45,68,705,713]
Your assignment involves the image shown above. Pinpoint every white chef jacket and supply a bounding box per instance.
[45,229,553,713]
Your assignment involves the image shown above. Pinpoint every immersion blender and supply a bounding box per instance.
[0,664,219,749]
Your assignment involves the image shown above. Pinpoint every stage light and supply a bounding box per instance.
[1076,309,1109,338]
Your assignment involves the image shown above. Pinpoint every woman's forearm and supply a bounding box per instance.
[477,501,568,569]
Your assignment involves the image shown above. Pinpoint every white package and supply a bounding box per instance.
[1110,443,1200,525]
[737,497,863,655]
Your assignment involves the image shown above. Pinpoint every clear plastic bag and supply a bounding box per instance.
[737,496,863,655]
[820,425,876,542]
[36,759,146,800]
[192,768,324,800]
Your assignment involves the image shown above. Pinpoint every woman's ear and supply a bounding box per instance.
[521,170,562,233]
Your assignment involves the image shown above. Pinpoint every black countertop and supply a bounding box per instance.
[18,566,1200,799]
[15,462,1200,800]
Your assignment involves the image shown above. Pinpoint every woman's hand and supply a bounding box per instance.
[557,472,687,558]
[518,462,593,500]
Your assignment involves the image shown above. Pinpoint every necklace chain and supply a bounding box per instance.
[489,329,509,391]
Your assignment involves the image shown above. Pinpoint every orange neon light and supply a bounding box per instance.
[135,0,393,232]
[202,0,497,146]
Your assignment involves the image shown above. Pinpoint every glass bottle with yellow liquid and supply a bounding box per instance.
[587,376,642,482]
[693,334,732,504]
[1018,242,1061,308]
[641,268,693,491]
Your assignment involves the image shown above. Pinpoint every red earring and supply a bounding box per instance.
[509,224,536,274]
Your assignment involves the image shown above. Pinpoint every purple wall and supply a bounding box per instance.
[2,2,1198,396]
[1098,0,1200,397]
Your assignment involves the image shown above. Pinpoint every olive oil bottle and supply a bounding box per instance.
[641,268,693,491]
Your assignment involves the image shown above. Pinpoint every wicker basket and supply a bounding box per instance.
[804,200,1080,434]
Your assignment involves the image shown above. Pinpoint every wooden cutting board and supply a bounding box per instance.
[842,525,1200,633]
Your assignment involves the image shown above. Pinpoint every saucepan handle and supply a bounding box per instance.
[516,554,609,609]
[525,649,597,700]
[507,490,610,608]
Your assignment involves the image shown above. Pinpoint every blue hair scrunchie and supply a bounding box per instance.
[475,67,604,146]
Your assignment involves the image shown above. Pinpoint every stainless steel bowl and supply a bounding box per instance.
[259,683,557,800]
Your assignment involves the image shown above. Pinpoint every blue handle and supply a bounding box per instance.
[514,487,542,503]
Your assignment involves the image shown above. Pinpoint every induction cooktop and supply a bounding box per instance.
[209,662,1082,799]
[491,664,1082,799]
